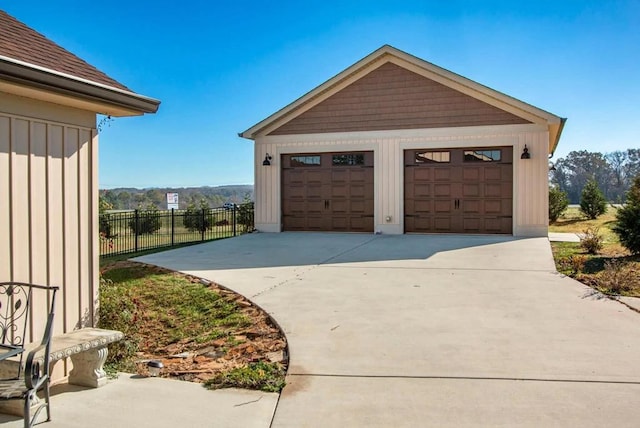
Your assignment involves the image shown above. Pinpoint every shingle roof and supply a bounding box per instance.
[0,10,130,91]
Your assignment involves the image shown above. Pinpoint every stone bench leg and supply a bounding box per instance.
[69,346,109,388]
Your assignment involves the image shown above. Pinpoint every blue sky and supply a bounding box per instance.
[5,1,640,188]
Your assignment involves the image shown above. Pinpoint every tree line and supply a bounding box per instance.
[550,149,640,203]
[100,185,254,210]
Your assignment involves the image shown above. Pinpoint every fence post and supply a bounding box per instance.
[201,208,206,241]
[134,209,139,253]
[171,208,175,246]
[233,205,237,237]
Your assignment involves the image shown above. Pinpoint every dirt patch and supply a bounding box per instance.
[101,261,288,385]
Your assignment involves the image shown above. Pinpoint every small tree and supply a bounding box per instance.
[549,186,569,223]
[612,175,640,254]
[579,178,607,219]
[183,199,211,233]
[128,205,161,235]
[236,194,254,233]
[99,194,115,239]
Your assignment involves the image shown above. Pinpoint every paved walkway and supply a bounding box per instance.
[136,233,640,427]
[0,374,277,427]
[548,232,581,242]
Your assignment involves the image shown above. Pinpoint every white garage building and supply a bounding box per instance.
[241,45,565,237]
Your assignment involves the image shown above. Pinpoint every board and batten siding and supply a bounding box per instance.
[269,62,531,136]
[254,124,550,236]
[0,95,98,380]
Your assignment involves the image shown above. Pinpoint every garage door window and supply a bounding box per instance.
[332,153,364,166]
[464,150,501,162]
[291,155,321,166]
[415,151,450,163]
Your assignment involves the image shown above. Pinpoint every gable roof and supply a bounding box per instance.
[0,10,159,116]
[241,45,566,155]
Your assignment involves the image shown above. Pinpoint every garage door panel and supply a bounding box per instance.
[286,186,306,199]
[306,216,325,230]
[484,200,503,214]
[413,183,431,198]
[462,200,480,214]
[306,170,327,184]
[331,170,349,183]
[463,167,480,181]
[331,184,349,198]
[331,200,348,213]
[463,183,480,197]
[483,218,502,232]
[405,147,512,234]
[414,200,432,213]
[434,167,454,181]
[484,166,503,181]
[349,216,373,232]
[434,200,452,213]
[349,184,366,198]
[282,152,374,232]
[307,185,324,199]
[350,200,366,214]
[349,169,368,182]
[434,217,453,231]
[413,168,432,181]
[463,217,480,232]
[434,183,452,197]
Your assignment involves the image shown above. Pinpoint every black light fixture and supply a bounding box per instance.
[262,153,272,166]
[521,145,531,159]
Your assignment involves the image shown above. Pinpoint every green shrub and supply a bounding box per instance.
[237,202,254,233]
[183,200,211,232]
[579,178,607,219]
[579,227,603,255]
[128,207,161,235]
[99,195,115,239]
[613,175,640,254]
[549,186,569,223]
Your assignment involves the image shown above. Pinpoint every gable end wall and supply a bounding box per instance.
[269,62,531,135]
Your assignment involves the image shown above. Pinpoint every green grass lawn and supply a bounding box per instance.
[549,206,620,243]
[99,260,287,392]
[550,206,640,297]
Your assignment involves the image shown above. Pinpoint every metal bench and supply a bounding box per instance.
[0,282,58,428]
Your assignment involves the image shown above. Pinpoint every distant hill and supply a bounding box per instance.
[100,185,254,210]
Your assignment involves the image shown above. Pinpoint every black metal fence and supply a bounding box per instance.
[99,203,254,257]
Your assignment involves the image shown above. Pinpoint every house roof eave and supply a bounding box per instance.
[0,56,160,116]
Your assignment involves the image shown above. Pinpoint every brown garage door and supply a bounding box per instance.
[404,147,512,234]
[282,152,374,232]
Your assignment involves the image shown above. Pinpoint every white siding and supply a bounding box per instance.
[254,124,550,237]
[0,100,97,380]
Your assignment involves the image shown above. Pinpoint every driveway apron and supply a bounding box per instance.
[138,233,640,427]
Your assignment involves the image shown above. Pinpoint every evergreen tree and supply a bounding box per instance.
[579,178,607,219]
[613,175,640,254]
[549,186,569,223]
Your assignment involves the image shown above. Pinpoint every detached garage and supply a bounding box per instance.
[241,45,565,237]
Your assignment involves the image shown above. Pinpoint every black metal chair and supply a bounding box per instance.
[0,282,58,428]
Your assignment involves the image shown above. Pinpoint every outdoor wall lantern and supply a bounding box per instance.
[262,153,273,166]
[147,360,164,377]
[521,145,531,159]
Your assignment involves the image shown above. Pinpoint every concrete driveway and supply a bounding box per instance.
[138,233,640,427]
